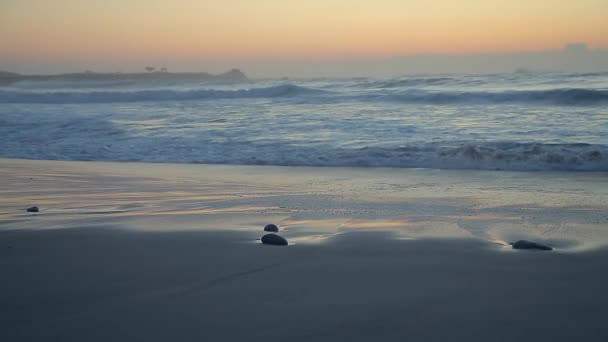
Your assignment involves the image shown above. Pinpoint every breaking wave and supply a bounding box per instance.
[366,88,608,106]
[1,72,607,171]
[183,142,608,171]
[1,84,607,106]
[1,133,606,171]
[363,77,458,88]
[0,84,321,103]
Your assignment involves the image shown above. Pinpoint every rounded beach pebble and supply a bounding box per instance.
[510,240,552,251]
[264,224,279,232]
[261,233,288,246]
[26,206,39,213]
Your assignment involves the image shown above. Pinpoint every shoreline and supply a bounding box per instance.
[2,157,607,249]
[5,155,608,172]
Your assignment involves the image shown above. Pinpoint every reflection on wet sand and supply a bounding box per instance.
[1,158,608,251]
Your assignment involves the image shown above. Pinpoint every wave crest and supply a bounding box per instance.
[2,135,606,171]
[373,88,608,105]
[0,84,319,103]
[2,82,607,106]
[238,142,608,171]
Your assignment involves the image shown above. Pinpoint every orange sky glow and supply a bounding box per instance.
[1,0,607,72]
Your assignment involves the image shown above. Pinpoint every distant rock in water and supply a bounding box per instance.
[264,224,279,232]
[510,240,553,251]
[216,69,249,83]
[261,234,288,246]
[26,206,39,212]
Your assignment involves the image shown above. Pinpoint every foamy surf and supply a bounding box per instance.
[1,72,607,171]
[0,84,322,103]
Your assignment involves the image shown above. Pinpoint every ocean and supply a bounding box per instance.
[1,72,607,171]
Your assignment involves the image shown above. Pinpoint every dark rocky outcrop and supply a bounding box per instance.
[26,206,39,212]
[0,69,249,86]
[510,240,553,251]
[264,224,279,232]
[261,234,288,246]
[215,69,248,83]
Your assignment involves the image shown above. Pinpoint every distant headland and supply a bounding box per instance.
[0,68,249,86]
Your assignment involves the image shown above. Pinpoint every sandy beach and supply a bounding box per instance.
[1,158,608,341]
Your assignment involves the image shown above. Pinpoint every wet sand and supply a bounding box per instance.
[1,158,608,341]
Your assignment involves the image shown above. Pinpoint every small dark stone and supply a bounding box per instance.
[261,233,288,246]
[510,240,552,251]
[264,224,279,232]
[26,206,39,213]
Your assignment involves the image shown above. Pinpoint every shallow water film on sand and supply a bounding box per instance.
[2,159,607,251]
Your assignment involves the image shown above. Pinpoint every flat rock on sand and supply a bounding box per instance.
[261,233,288,246]
[510,240,553,251]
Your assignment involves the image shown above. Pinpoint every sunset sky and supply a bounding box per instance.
[2,0,608,74]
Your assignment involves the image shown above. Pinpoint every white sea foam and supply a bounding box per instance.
[370,88,608,106]
[1,72,607,171]
[0,84,321,103]
[2,83,608,105]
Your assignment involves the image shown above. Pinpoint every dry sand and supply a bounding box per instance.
[1,158,608,341]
